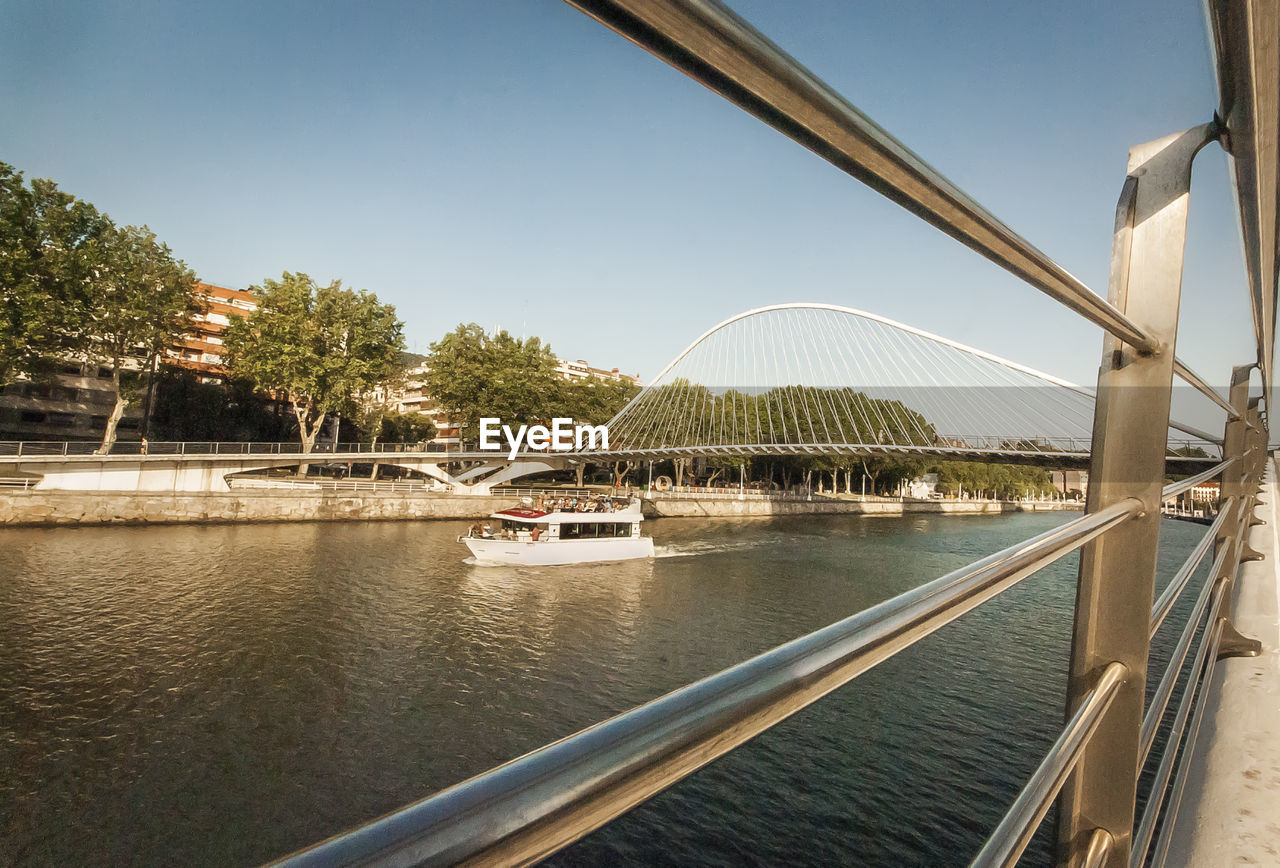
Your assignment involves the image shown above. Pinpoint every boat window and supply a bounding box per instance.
[562,523,582,539]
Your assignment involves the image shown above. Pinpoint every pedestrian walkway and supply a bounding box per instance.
[1168,454,1280,863]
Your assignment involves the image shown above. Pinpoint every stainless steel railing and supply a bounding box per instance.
[272,0,1274,864]
[277,499,1140,866]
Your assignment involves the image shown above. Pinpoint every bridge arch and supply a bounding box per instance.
[602,303,1209,462]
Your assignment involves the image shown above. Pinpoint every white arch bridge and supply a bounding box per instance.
[586,303,1221,468]
[0,304,1219,493]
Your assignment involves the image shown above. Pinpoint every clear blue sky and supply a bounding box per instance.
[0,0,1258,406]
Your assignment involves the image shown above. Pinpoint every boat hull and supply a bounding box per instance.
[463,536,654,565]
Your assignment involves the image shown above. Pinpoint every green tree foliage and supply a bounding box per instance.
[930,461,1056,499]
[612,383,936,451]
[378,411,439,444]
[0,162,109,384]
[223,272,405,454]
[554,374,641,426]
[85,224,199,452]
[423,323,560,443]
[148,368,294,441]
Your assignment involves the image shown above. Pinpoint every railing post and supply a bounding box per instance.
[1216,365,1252,552]
[1211,372,1263,659]
[1055,123,1216,866]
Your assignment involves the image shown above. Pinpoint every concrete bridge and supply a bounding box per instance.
[0,443,571,495]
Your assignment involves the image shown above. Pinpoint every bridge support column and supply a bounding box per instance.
[1055,123,1216,867]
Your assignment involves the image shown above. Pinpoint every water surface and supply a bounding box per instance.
[0,513,1207,865]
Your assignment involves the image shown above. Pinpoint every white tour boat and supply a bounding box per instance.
[460,497,654,565]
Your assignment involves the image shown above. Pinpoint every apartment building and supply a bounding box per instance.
[386,362,461,447]
[0,282,256,441]
[0,362,139,441]
[170,282,257,381]
[553,357,642,386]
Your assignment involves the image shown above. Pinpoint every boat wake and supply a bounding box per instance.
[654,538,773,559]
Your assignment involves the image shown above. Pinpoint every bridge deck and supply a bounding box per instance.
[1167,453,1280,860]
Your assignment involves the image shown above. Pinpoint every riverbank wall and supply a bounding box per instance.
[0,490,1081,528]
[0,491,522,527]
[642,497,1082,518]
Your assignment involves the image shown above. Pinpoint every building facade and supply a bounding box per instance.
[553,358,642,386]
[0,362,139,441]
[169,282,257,381]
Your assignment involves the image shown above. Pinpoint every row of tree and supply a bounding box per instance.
[1,161,199,450]
[609,381,938,450]
[636,454,1058,499]
[1,164,420,453]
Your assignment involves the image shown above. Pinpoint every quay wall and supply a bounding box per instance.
[0,491,1080,528]
[642,497,1081,518]
[0,491,520,527]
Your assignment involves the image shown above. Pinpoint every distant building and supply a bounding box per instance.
[553,358,642,387]
[1190,480,1220,503]
[169,282,257,381]
[0,362,139,441]
[0,281,257,442]
[905,473,940,498]
[1049,469,1089,499]
[375,362,460,447]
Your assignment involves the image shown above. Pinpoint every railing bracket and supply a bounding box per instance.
[1216,620,1263,660]
[1240,545,1265,562]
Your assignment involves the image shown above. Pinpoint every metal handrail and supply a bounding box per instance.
[1140,543,1231,763]
[1136,607,1229,867]
[1161,458,1234,502]
[562,0,1159,353]
[1148,506,1230,638]
[273,499,1139,867]
[1134,487,1255,864]
[1081,829,1115,868]
[970,661,1127,868]
[0,440,459,458]
[1173,359,1241,419]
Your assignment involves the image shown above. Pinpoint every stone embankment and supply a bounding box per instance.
[642,496,1081,518]
[0,491,521,527]
[0,490,1081,527]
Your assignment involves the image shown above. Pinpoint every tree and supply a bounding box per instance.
[84,224,199,453]
[553,374,641,425]
[148,367,294,441]
[423,323,559,444]
[0,162,107,385]
[223,272,405,460]
[353,364,410,449]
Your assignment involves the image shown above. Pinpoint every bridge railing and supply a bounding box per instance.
[274,452,1259,868]
[0,440,458,457]
[273,1,1274,865]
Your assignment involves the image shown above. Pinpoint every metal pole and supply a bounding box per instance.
[1055,123,1216,867]
[1211,366,1266,655]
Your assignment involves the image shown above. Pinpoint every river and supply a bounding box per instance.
[0,512,1207,866]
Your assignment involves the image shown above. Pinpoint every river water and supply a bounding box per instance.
[0,512,1208,866]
